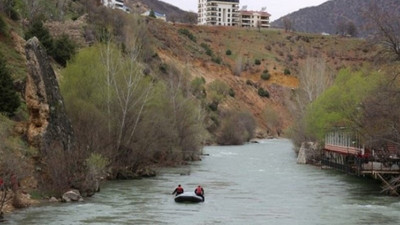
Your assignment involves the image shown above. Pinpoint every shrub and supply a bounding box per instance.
[217,111,256,145]
[246,80,254,86]
[258,87,270,98]
[208,101,218,111]
[284,68,291,75]
[226,49,232,55]
[254,59,261,65]
[0,15,7,35]
[159,63,168,73]
[0,53,20,116]
[229,88,235,97]
[212,56,222,64]
[51,34,77,67]
[178,28,196,42]
[200,43,213,56]
[25,20,54,54]
[261,71,270,80]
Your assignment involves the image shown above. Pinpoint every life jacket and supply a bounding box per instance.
[176,186,184,193]
[195,186,202,195]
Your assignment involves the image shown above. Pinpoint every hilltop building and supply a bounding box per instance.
[198,0,240,26]
[101,0,130,12]
[198,1,270,28]
[239,9,271,28]
[142,10,167,21]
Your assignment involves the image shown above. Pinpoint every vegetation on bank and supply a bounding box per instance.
[288,5,400,157]
[1,0,399,217]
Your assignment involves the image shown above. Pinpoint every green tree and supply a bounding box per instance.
[207,79,230,104]
[304,69,381,141]
[0,53,20,116]
[149,10,156,18]
[52,34,77,67]
[25,20,54,54]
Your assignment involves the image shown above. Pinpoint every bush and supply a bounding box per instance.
[258,87,270,98]
[254,59,261,65]
[217,111,256,145]
[178,28,196,42]
[261,71,270,80]
[229,88,235,97]
[0,53,20,116]
[25,20,54,54]
[284,68,291,75]
[226,49,232,55]
[246,80,254,86]
[200,43,213,56]
[208,101,218,111]
[51,34,77,67]
[0,15,7,35]
[212,56,222,64]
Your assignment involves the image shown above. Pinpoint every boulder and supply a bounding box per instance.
[62,189,82,202]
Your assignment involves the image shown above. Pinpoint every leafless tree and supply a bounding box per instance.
[297,57,333,108]
[364,4,400,61]
[283,17,293,32]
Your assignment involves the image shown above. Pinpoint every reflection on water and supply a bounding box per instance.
[5,139,400,225]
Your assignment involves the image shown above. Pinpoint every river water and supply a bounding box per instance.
[5,139,400,225]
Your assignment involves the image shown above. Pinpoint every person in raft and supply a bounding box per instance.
[194,185,205,201]
[172,184,184,196]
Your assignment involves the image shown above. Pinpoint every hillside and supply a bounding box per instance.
[127,0,197,23]
[271,0,400,37]
[146,19,377,135]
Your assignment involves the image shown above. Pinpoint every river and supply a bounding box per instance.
[5,139,400,224]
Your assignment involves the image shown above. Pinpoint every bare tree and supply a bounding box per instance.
[365,4,400,61]
[297,57,333,107]
[283,17,293,32]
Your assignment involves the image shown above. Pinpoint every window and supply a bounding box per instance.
[228,9,230,12]
[219,8,221,11]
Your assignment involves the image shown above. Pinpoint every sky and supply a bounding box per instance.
[160,0,329,21]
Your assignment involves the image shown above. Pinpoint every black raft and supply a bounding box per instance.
[174,192,204,203]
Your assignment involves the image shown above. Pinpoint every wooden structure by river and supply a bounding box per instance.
[322,129,400,195]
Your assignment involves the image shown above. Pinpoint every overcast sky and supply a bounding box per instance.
[160,0,329,21]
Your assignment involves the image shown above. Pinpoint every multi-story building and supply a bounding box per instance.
[101,0,130,12]
[198,0,240,26]
[239,10,271,28]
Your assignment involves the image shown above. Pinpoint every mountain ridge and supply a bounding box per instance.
[271,0,400,37]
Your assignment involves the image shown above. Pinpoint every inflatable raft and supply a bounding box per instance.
[174,192,204,203]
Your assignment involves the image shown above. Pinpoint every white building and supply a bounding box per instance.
[198,0,240,26]
[142,10,167,22]
[239,10,271,28]
[101,0,130,12]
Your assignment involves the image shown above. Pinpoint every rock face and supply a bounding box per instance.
[25,37,74,153]
[297,142,320,164]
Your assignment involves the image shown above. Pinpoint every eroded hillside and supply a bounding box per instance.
[146,19,377,136]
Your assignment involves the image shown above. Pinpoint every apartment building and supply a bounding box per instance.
[239,10,271,28]
[101,0,130,12]
[198,0,240,26]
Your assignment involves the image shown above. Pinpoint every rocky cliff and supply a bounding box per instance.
[25,37,75,154]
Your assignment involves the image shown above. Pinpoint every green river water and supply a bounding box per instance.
[5,139,400,224]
